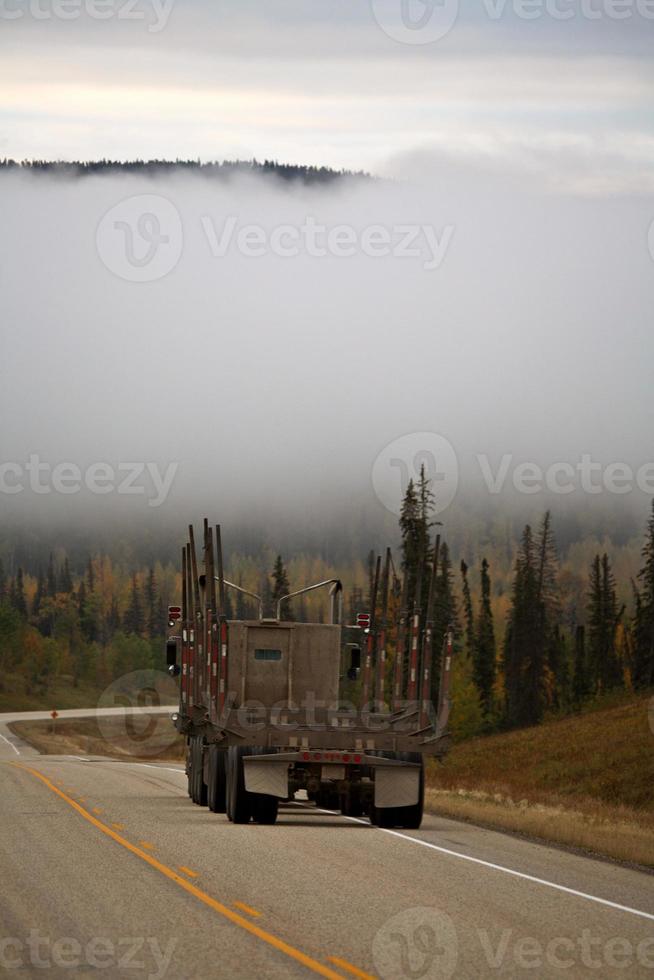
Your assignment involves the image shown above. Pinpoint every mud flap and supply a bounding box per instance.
[243,758,289,798]
[374,765,420,808]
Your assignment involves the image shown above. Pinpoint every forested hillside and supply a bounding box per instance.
[1,491,653,727]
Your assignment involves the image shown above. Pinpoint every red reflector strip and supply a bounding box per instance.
[299,751,363,764]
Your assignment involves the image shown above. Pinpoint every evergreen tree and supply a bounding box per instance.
[145,567,158,638]
[11,568,28,619]
[399,465,436,644]
[47,553,57,596]
[587,554,623,693]
[60,557,73,593]
[430,541,458,704]
[107,597,121,636]
[459,560,475,658]
[87,558,95,593]
[33,568,46,618]
[632,501,654,689]
[474,558,496,715]
[271,555,294,621]
[124,575,144,635]
[504,525,544,727]
[572,624,589,704]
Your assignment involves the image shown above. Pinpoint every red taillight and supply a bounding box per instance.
[302,752,310,761]
[313,752,322,761]
[342,754,350,762]
[353,754,362,763]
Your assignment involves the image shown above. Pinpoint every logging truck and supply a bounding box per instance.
[166,520,454,828]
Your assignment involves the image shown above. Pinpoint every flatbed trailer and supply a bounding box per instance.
[166,521,454,828]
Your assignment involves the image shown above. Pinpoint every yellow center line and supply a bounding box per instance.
[233,901,261,918]
[328,956,377,980]
[14,765,354,980]
[178,866,198,878]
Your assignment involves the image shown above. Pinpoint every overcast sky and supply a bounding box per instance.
[1,2,653,538]
[1,0,653,188]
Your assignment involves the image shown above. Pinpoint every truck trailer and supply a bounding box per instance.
[166,520,454,828]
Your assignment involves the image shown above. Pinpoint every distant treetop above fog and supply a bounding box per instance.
[0,158,370,185]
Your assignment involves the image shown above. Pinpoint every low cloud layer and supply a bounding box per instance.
[1,165,653,539]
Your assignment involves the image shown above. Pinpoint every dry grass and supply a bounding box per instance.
[426,692,654,867]
[10,715,186,761]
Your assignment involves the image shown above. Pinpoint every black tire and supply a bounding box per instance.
[316,788,339,811]
[226,746,252,824]
[251,793,279,825]
[189,738,199,804]
[191,738,208,807]
[373,753,424,829]
[341,786,363,818]
[226,746,280,825]
[207,745,227,814]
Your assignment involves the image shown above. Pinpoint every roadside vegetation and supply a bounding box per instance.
[427,690,654,867]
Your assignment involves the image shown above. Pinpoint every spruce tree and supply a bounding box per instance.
[124,575,144,635]
[47,553,57,596]
[107,597,121,636]
[87,558,95,593]
[459,560,475,658]
[271,555,294,621]
[11,568,28,619]
[33,569,46,618]
[399,475,427,613]
[504,525,544,727]
[632,501,654,689]
[145,568,158,638]
[430,541,458,704]
[474,558,496,715]
[60,557,73,593]
[587,553,623,693]
[572,624,589,704]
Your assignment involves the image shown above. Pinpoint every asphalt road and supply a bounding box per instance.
[1,715,653,979]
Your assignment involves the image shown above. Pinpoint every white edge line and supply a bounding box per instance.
[123,762,186,774]
[294,803,654,924]
[0,732,20,755]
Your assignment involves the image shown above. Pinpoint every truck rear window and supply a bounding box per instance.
[254,649,282,661]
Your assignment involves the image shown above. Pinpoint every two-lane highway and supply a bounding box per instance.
[1,723,653,979]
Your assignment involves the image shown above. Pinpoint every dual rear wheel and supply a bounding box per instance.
[370,752,425,829]
[187,739,278,825]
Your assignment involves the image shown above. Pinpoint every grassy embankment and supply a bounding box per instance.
[427,691,654,867]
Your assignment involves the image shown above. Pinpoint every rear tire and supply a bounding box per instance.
[190,738,208,806]
[226,746,280,825]
[226,746,252,823]
[372,753,424,829]
[207,745,227,814]
[251,793,279,825]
